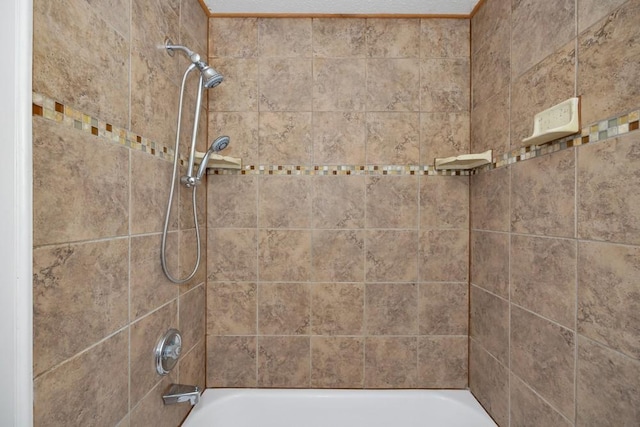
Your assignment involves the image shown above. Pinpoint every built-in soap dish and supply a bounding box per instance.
[434,150,493,171]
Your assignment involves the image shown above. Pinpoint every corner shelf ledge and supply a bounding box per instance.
[434,150,493,171]
[194,151,242,170]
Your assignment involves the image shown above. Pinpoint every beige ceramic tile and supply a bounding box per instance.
[313,58,366,111]
[576,337,640,426]
[419,230,468,282]
[470,284,509,364]
[366,176,419,229]
[579,3,640,124]
[34,330,128,427]
[511,235,577,329]
[420,176,469,230]
[178,164,206,230]
[207,228,257,282]
[258,112,312,165]
[366,283,419,335]
[366,19,420,58]
[418,283,468,335]
[258,175,311,228]
[130,150,177,235]
[209,18,258,58]
[312,230,365,282]
[258,283,310,335]
[312,175,365,229]
[32,118,129,246]
[86,0,130,38]
[131,0,180,82]
[207,282,257,335]
[511,374,573,427]
[33,0,130,127]
[421,58,470,113]
[258,336,310,388]
[578,241,640,359]
[366,112,420,164]
[470,231,509,298]
[258,230,312,282]
[312,19,366,58]
[313,112,366,164]
[179,285,206,352]
[418,336,468,388]
[259,58,313,111]
[310,283,364,335]
[470,166,510,232]
[469,339,509,427]
[471,24,509,109]
[33,239,129,376]
[178,339,206,392]
[208,59,258,112]
[471,0,511,55]
[420,19,469,59]
[130,50,180,149]
[130,375,190,427]
[179,0,208,47]
[511,306,575,420]
[511,0,575,78]
[578,132,640,245]
[511,41,576,149]
[208,112,259,166]
[258,18,312,57]
[207,175,257,228]
[365,230,418,282]
[470,85,510,154]
[178,228,207,289]
[511,149,576,238]
[365,337,418,388]
[206,336,257,387]
[366,59,420,111]
[130,234,179,320]
[420,112,470,164]
[311,337,364,388]
[130,302,178,406]
[577,0,628,33]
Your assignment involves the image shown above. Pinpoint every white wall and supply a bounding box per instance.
[0,0,33,424]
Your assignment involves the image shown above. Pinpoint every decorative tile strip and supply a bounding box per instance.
[474,108,640,174]
[211,164,471,176]
[32,92,176,161]
[33,92,638,178]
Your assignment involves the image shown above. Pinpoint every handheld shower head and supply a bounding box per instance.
[196,136,231,180]
[165,38,223,88]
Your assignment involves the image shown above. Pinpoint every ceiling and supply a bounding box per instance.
[203,0,482,16]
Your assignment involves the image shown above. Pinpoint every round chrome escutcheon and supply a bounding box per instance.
[155,329,182,375]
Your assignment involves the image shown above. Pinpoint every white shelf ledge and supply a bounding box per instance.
[194,151,242,170]
[434,150,493,171]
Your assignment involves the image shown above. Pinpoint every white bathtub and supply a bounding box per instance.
[182,389,497,427]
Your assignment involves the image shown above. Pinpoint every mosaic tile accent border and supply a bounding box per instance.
[474,109,640,174]
[211,164,470,176]
[32,93,176,161]
[33,92,639,177]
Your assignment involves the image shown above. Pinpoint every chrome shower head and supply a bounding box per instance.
[165,38,223,89]
[195,61,224,88]
[196,136,231,180]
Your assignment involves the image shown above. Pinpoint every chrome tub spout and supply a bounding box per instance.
[162,384,201,406]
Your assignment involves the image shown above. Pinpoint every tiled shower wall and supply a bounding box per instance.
[32,0,209,425]
[470,0,640,425]
[205,18,472,388]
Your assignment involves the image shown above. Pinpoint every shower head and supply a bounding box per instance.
[195,61,224,88]
[165,38,223,88]
[196,136,231,180]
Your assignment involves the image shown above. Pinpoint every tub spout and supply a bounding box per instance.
[162,384,201,406]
